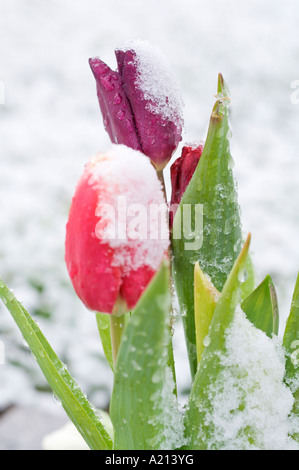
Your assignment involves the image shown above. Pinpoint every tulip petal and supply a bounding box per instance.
[170,144,203,226]
[116,44,183,170]
[120,265,155,310]
[65,146,170,315]
[89,57,142,151]
[65,172,122,314]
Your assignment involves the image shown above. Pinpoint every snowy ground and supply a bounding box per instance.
[0,0,299,448]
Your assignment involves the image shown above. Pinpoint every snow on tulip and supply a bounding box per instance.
[89,39,184,171]
[65,144,169,315]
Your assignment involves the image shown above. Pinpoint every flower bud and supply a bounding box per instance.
[89,40,184,171]
[65,145,169,315]
[170,143,204,227]
[88,57,142,152]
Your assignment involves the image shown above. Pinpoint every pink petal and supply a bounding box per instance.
[120,265,156,310]
[65,171,122,314]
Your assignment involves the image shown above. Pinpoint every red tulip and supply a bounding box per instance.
[170,143,204,227]
[65,145,169,314]
[89,40,184,171]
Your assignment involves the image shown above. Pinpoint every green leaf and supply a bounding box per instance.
[184,234,251,449]
[96,312,114,372]
[110,260,184,450]
[241,275,279,337]
[0,278,113,451]
[171,74,246,378]
[241,248,255,301]
[194,262,220,364]
[283,273,299,439]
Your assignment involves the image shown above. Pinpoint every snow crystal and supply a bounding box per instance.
[119,39,184,124]
[148,365,186,450]
[199,307,299,450]
[88,144,169,273]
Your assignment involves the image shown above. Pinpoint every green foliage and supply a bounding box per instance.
[194,262,219,364]
[0,278,113,451]
[184,235,251,449]
[171,75,251,378]
[241,275,279,337]
[96,312,114,371]
[283,273,299,440]
[110,260,183,450]
[0,71,297,451]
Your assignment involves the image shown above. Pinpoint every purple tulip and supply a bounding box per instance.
[89,40,184,171]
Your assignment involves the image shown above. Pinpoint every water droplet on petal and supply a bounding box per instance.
[100,75,115,91]
[68,262,78,279]
[125,119,134,133]
[113,93,122,105]
[117,109,125,121]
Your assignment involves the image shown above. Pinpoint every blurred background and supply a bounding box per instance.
[0,0,299,449]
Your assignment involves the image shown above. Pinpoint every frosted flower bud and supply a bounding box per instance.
[89,39,184,171]
[170,143,204,227]
[65,145,170,315]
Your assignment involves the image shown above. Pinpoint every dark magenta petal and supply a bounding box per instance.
[89,57,142,151]
[116,48,183,171]
[170,144,204,227]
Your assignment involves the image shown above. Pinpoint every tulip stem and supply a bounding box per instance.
[156,170,178,395]
[157,169,167,202]
[110,314,125,366]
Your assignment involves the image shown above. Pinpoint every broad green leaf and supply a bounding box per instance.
[0,278,113,450]
[283,273,299,439]
[184,234,251,449]
[110,260,183,450]
[171,74,245,378]
[96,312,114,371]
[241,275,279,337]
[194,262,220,364]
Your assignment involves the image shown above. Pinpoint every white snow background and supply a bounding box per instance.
[0,0,299,429]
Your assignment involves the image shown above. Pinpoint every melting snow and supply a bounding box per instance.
[200,307,299,450]
[119,39,184,125]
[88,144,169,273]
